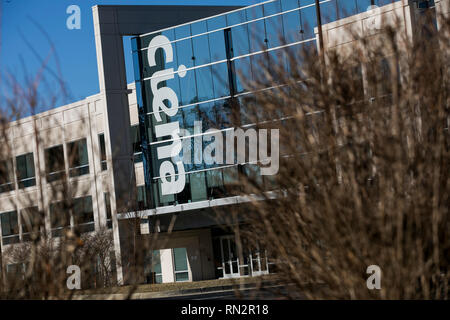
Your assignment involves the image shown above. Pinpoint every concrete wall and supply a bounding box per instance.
[0,84,143,263]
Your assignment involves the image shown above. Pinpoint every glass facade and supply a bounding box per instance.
[132,0,401,209]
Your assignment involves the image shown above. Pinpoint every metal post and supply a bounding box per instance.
[315,0,325,55]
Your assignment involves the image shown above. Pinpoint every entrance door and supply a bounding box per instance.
[219,236,240,278]
[249,245,269,277]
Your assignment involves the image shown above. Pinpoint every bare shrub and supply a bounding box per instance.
[229,13,449,299]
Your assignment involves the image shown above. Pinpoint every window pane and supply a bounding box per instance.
[178,66,198,105]
[320,0,338,24]
[208,31,227,62]
[50,202,70,230]
[234,56,252,94]
[337,0,358,19]
[265,14,284,48]
[173,247,188,272]
[207,15,227,32]
[191,20,207,36]
[300,5,317,39]
[0,159,14,193]
[99,134,107,170]
[0,211,19,245]
[104,192,112,228]
[68,138,89,177]
[281,0,299,11]
[73,196,94,226]
[1,211,18,237]
[212,62,230,99]
[230,24,250,57]
[263,0,282,16]
[192,34,211,66]
[190,172,207,202]
[20,206,39,235]
[137,185,149,210]
[175,24,191,40]
[175,38,194,69]
[130,126,143,164]
[246,3,264,21]
[195,66,215,102]
[199,102,216,131]
[175,272,189,282]
[206,169,224,198]
[227,10,247,26]
[45,145,65,181]
[16,153,36,188]
[153,250,162,274]
[282,10,302,44]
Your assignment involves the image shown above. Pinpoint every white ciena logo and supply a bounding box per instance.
[148,35,186,195]
[366,5,382,32]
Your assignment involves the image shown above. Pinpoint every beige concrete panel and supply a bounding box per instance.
[64,120,88,141]
[13,134,35,155]
[129,104,139,125]
[41,112,64,130]
[0,196,17,212]
[13,120,36,138]
[134,164,145,186]
[63,105,89,124]
[39,127,64,148]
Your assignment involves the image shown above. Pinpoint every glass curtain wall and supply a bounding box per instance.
[131,0,401,209]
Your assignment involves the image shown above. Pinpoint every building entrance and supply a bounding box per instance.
[215,235,271,279]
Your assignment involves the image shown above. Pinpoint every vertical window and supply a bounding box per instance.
[230,24,250,57]
[190,172,207,202]
[208,30,227,62]
[137,185,148,210]
[192,33,211,66]
[195,66,215,101]
[16,153,36,188]
[206,169,225,199]
[67,138,89,177]
[173,247,189,282]
[281,9,303,44]
[20,206,40,242]
[153,250,163,284]
[264,4,285,49]
[99,134,107,171]
[45,145,65,182]
[130,126,143,163]
[104,192,112,229]
[145,250,163,284]
[300,4,317,39]
[1,210,19,245]
[50,201,70,237]
[73,196,95,234]
[0,159,14,193]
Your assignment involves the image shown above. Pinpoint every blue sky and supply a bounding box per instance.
[0,0,257,112]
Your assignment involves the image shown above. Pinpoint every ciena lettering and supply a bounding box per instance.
[148,35,186,195]
[148,35,279,196]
